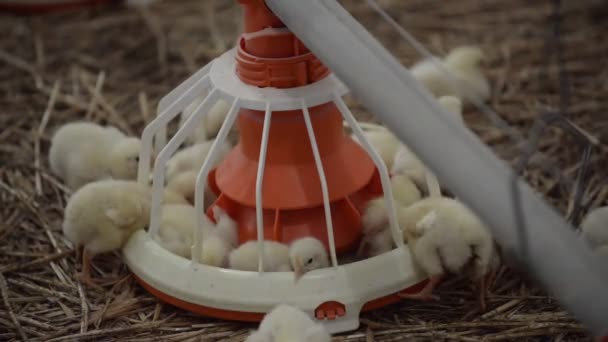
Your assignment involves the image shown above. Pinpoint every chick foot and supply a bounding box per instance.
[77,248,103,290]
[477,271,495,312]
[76,272,104,290]
[398,274,443,301]
[398,289,440,301]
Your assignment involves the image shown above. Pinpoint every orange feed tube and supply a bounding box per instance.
[208,0,380,252]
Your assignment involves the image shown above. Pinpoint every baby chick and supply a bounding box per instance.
[179,98,232,145]
[62,179,150,288]
[228,240,292,272]
[154,204,237,267]
[579,206,608,257]
[199,234,232,267]
[49,122,142,190]
[357,225,394,259]
[245,304,331,342]
[357,175,420,258]
[165,139,232,181]
[437,95,465,125]
[159,188,189,205]
[410,45,490,105]
[351,129,400,170]
[165,170,218,206]
[105,137,142,181]
[289,237,330,281]
[210,205,239,248]
[389,174,422,208]
[361,197,392,236]
[357,200,396,258]
[399,196,499,311]
[154,204,200,258]
[197,205,239,267]
[391,144,428,193]
[143,177,189,205]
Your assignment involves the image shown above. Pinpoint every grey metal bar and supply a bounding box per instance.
[265,0,608,336]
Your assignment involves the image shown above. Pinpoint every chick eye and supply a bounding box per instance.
[306,258,314,265]
[134,156,140,162]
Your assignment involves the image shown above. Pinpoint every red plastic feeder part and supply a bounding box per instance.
[206,0,380,253]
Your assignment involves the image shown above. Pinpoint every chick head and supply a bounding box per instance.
[103,194,150,248]
[289,237,329,281]
[107,137,142,180]
[445,46,486,71]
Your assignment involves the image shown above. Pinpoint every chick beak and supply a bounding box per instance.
[293,263,304,282]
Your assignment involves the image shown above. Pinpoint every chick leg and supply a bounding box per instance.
[478,269,497,312]
[76,248,103,290]
[486,267,499,290]
[398,274,443,301]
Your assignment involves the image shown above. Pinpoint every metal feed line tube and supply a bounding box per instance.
[266,0,608,336]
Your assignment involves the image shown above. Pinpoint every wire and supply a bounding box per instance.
[255,103,273,273]
[301,100,339,268]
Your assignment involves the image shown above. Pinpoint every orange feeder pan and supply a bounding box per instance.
[205,0,380,253]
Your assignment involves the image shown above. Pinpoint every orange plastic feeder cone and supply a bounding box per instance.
[207,0,381,253]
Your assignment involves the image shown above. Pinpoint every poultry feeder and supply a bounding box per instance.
[125,0,425,333]
[124,0,608,337]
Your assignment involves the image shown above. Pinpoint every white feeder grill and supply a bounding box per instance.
[127,48,424,333]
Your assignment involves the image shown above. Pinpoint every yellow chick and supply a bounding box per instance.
[289,237,330,281]
[351,129,400,170]
[360,175,422,234]
[399,196,499,311]
[580,206,608,257]
[357,175,420,258]
[228,240,292,272]
[389,174,422,208]
[154,204,237,268]
[198,205,239,267]
[62,179,150,288]
[49,122,142,190]
[391,144,427,193]
[154,204,201,258]
[159,187,189,205]
[165,170,218,206]
[410,46,490,106]
[210,205,239,248]
[245,304,331,342]
[179,97,232,145]
[165,139,232,181]
[199,234,232,268]
[143,176,189,205]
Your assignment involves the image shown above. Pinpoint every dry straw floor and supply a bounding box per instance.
[1,0,607,341]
